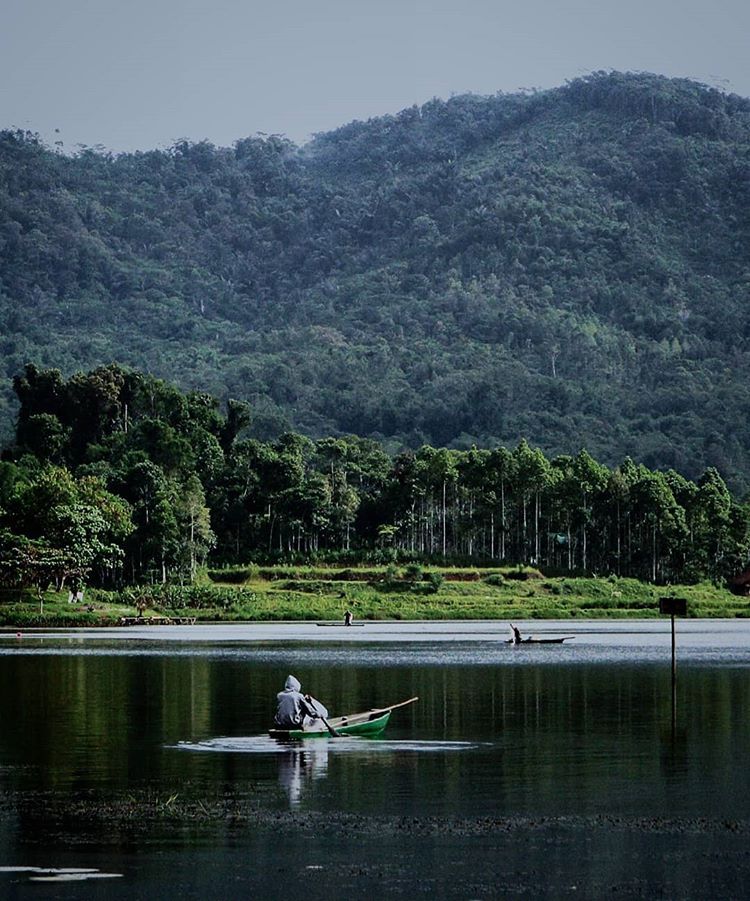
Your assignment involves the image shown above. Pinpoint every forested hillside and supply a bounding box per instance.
[2,72,750,489]
[2,365,746,588]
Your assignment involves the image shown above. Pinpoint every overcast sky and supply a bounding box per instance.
[2,0,748,153]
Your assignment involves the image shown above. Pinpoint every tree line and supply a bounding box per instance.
[0,364,746,593]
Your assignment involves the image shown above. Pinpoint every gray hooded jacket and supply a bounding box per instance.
[274,675,328,728]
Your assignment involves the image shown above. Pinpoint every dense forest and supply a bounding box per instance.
[2,72,750,490]
[1,365,747,592]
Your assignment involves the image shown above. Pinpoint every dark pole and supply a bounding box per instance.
[671,611,677,735]
[659,597,685,737]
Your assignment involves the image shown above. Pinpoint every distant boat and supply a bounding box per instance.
[269,696,418,739]
[506,636,575,644]
[315,621,365,627]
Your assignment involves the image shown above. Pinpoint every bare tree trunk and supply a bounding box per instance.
[500,481,506,560]
[581,491,588,572]
[190,512,196,581]
[468,493,474,557]
[442,480,447,558]
[616,501,621,576]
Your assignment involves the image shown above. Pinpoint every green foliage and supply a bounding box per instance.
[483,573,506,587]
[1,568,748,625]
[403,563,424,583]
[0,530,81,592]
[0,603,102,627]
[115,584,249,611]
[2,362,750,591]
[383,563,399,587]
[207,566,255,583]
[425,571,444,593]
[0,466,133,589]
[1,73,750,492]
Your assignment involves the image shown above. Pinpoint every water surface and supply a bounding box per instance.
[0,620,747,898]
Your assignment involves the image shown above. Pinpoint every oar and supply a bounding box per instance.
[307,695,341,737]
[364,696,419,717]
[319,715,341,738]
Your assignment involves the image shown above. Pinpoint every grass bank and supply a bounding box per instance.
[1,566,749,627]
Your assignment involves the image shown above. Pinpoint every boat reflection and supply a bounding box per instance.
[277,741,330,808]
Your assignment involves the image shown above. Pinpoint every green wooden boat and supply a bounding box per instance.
[269,696,418,740]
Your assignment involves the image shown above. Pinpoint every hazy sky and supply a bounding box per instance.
[2,0,748,153]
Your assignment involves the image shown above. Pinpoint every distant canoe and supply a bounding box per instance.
[506,636,575,644]
[269,696,418,740]
[315,622,365,627]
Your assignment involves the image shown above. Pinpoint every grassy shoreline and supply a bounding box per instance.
[1,566,749,627]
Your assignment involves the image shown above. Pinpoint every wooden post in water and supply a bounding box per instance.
[659,597,687,735]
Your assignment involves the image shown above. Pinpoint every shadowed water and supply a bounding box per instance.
[0,620,748,898]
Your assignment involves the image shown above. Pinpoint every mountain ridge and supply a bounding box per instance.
[1,71,749,489]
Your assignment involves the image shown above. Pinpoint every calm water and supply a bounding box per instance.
[0,620,749,899]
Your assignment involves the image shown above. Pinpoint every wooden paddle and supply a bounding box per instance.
[307,695,341,737]
[319,715,341,737]
[364,696,419,717]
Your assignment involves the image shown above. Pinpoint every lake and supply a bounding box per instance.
[1,620,748,898]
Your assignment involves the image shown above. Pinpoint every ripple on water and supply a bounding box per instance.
[0,868,123,882]
[173,736,487,754]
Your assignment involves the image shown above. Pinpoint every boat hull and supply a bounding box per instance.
[506,637,574,644]
[269,710,391,740]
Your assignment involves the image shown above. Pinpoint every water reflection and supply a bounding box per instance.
[277,742,330,808]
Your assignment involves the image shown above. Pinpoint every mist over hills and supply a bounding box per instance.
[2,71,750,489]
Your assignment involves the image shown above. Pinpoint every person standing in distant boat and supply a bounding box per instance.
[510,623,523,644]
[344,609,353,626]
[274,675,328,730]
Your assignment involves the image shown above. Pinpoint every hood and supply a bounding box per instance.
[284,675,301,692]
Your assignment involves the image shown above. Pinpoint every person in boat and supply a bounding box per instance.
[510,623,523,644]
[344,609,353,626]
[274,675,329,730]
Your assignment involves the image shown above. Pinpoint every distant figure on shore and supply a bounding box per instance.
[344,609,353,626]
[510,623,523,644]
